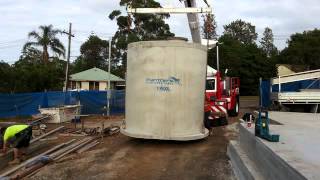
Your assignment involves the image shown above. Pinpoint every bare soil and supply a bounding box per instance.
[23,97,258,180]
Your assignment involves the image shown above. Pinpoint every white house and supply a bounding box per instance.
[69,67,125,90]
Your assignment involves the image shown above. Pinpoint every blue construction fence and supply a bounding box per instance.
[260,80,271,108]
[261,78,320,108]
[0,90,125,118]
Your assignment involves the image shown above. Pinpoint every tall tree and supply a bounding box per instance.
[19,47,42,64]
[207,34,275,95]
[260,27,277,57]
[278,29,320,69]
[23,25,65,63]
[12,57,65,92]
[109,0,175,77]
[72,35,109,73]
[223,19,258,45]
[202,13,217,40]
[0,61,14,93]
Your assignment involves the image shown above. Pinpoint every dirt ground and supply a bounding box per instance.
[20,97,258,180]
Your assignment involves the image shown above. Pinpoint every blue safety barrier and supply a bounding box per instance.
[0,90,125,118]
[260,80,271,108]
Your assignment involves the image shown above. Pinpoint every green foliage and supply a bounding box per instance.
[260,27,277,57]
[278,29,320,69]
[0,61,15,93]
[23,25,65,63]
[72,35,109,73]
[109,0,175,77]
[19,47,42,64]
[0,49,65,93]
[12,58,65,92]
[202,14,217,40]
[223,19,258,45]
[208,35,276,95]
[2,10,320,96]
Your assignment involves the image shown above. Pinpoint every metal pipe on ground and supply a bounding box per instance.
[52,137,96,160]
[48,137,92,159]
[0,139,76,178]
[3,137,96,179]
[76,140,100,154]
[12,161,46,180]
[28,115,51,126]
[30,126,65,143]
[7,138,93,179]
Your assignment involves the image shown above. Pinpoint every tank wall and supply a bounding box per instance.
[125,41,207,139]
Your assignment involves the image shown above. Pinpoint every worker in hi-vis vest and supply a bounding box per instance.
[0,124,32,164]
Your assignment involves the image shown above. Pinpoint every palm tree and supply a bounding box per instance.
[23,25,65,63]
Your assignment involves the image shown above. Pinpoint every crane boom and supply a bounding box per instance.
[127,0,212,44]
[184,0,201,43]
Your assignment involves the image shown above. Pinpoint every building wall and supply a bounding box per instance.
[277,65,296,76]
[100,82,107,91]
[81,81,90,90]
[70,81,121,90]
[76,82,81,89]
[100,82,117,90]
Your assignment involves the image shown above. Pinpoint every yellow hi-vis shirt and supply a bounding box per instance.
[3,125,29,143]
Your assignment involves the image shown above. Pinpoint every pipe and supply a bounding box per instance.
[30,126,65,143]
[0,139,76,177]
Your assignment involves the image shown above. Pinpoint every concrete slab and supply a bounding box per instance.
[227,140,265,180]
[243,111,320,180]
[239,124,306,180]
[266,112,320,179]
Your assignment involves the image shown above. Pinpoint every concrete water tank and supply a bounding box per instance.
[121,40,209,141]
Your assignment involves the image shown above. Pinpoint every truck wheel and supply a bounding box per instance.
[220,117,228,126]
[211,119,220,127]
[228,97,239,117]
[203,111,211,129]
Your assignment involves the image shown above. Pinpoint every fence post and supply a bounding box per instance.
[278,75,281,93]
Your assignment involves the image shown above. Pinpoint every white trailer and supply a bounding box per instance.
[271,69,320,113]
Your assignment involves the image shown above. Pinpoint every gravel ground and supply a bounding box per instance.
[27,97,258,180]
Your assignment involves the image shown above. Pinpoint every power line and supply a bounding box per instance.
[73,30,114,36]
[0,39,26,45]
[0,44,22,49]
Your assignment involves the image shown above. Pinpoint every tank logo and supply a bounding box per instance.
[145,76,181,92]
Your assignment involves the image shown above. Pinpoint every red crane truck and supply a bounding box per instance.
[205,66,240,126]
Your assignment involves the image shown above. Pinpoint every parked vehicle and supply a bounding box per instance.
[205,66,240,125]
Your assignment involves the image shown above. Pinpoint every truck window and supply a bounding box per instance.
[206,79,216,90]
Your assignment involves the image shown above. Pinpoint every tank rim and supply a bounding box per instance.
[128,40,207,51]
[121,128,209,141]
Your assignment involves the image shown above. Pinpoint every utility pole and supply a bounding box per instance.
[62,23,75,91]
[216,42,223,71]
[216,44,219,71]
[107,38,112,116]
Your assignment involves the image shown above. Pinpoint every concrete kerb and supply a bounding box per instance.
[227,140,257,180]
[228,123,307,180]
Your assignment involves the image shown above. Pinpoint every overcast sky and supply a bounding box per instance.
[0,0,319,64]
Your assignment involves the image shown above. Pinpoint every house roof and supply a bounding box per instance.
[70,67,125,82]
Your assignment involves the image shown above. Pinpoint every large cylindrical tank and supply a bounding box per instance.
[121,40,209,141]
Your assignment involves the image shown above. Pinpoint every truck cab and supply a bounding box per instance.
[205,66,240,125]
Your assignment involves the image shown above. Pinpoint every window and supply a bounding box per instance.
[71,81,76,89]
[95,82,99,90]
[206,79,216,91]
[89,81,100,90]
[89,82,94,90]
